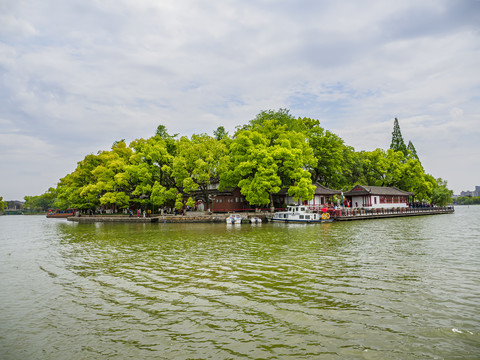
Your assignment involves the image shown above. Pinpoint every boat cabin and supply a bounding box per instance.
[271,205,332,223]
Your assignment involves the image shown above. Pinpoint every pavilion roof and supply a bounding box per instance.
[343,185,414,196]
[314,183,342,195]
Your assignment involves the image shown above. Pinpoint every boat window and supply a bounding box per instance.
[299,215,304,219]
[305,215,310,220]
[301,207,305,211]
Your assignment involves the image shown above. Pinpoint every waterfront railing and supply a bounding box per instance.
[338,206,454,217]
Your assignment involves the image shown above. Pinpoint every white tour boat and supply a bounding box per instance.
[271,205,332,223]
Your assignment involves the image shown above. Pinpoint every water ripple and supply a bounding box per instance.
[1,209,480,359]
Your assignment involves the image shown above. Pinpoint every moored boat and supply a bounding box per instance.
[249,216,262,224]
[47,209,75,218]
[226,214,243,224]
[271,205,332,223]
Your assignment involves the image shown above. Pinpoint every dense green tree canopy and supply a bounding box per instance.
[172,134,229,209]
[26,109,450,211]
[430,178,453,206]
[300,117,354,189]
[221,110,316,209]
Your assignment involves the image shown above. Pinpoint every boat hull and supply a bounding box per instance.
[270,218,332,223]
[226,215,243,224]
[47,209,75,218]
[271,204,333,223]
[46,213,73,218]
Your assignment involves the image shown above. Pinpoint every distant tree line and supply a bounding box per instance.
[453,196,480,205]
[23,188,57,212]
[24,109,453,212]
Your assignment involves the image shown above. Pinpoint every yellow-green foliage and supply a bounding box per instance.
[37,110,448,211]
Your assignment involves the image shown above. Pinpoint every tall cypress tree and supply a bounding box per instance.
[390,118,408,156]
[407,140,423,168]
[407,140,418,160]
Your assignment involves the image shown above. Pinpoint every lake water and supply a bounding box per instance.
[1,207,479,359]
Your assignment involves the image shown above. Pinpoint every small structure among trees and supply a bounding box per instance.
[344,185,413,209]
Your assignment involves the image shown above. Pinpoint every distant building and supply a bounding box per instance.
[6,200,24,210]
[460,186,480,197]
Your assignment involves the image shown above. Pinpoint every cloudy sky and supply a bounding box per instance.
[1,0,479,200]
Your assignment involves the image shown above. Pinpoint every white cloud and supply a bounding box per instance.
[1,0,479,198]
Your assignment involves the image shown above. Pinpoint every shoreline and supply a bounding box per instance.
[66,207,454,223]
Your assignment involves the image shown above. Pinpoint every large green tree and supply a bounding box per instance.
[56,141,143,211]
[431,178,453,206]
[300,117,354,189]
[56,153,103,210]
[131,133,177,210]
[89,141,136,210]
[355,148,436,201]
[172,134,229,210]
[221,110,316,210]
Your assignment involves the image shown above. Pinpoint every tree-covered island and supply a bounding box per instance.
[23,110,453,213]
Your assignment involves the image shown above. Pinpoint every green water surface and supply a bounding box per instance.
[1,207,479,359]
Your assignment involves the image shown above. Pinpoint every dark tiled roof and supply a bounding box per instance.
[274,183,340,196]
[344,185,414,196]
[314,183,341,195]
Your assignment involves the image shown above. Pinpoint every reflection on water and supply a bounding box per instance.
[1,208,480,359]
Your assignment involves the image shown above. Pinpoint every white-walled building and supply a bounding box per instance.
[344,185,413,209]
[284,183,341,210]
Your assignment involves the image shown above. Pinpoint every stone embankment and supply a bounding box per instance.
[67,212,268,223]
[68,215,159,223]
[66,208,453,223]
